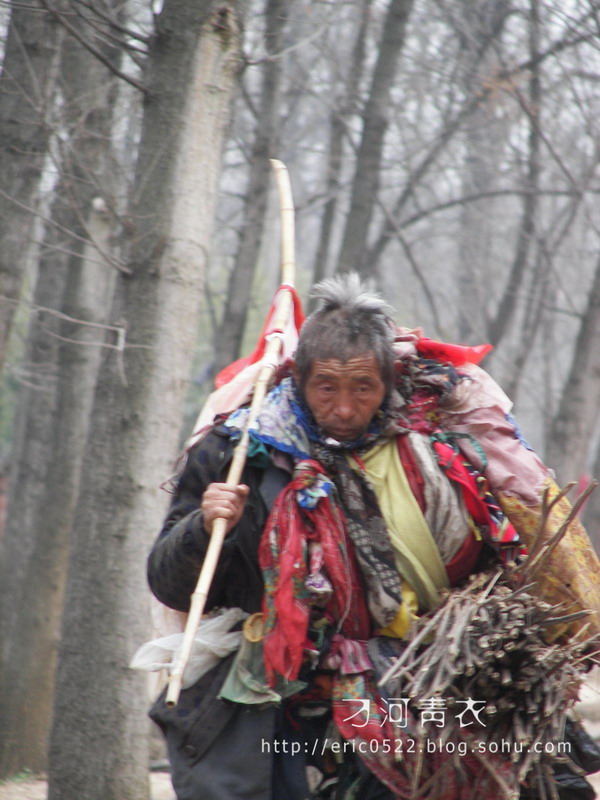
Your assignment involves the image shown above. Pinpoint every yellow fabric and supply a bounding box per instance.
[500,478,600,643]
[378,580,418,638]
[348,440,449,628]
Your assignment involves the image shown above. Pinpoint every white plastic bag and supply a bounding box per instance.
[130,607,248,689]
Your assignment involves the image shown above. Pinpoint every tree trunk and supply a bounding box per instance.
[336,0,414,278]
[487,0,541,349]
[0,13,124,776]
[0,211,116,779]
[213,0,289,374]
[454,1,511,343]
[546,254,600,485]
[309,0,373,304]
[0,2,64,371]
[582,436,600,550]
[0,224,66,728]
[48,3,240,798]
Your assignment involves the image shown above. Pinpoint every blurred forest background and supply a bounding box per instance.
[0,0,600,798]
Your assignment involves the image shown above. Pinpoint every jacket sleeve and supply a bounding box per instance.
[147,429,265,613]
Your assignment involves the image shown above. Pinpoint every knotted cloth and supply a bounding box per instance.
[258,458,407,788]
[259,458,388,688]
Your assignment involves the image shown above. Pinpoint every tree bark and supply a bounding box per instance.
[582,437,600,550]
[0,2,64,371]
[212,0,289,374]
[487,0,542,349]
[336,0,414,278]
[309,0,373,303]
[47,3,240,798]
[0,213,116,780]
[546,254,600,485]
[0,10,124,776]
[454,1,511,342]
[0,224,66,740]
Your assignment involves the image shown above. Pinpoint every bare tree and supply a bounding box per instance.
[0,1,65,370]
[0,3,124,776]
[546,255,600,484]
[212,0,290,374]
[47,2,241,798]
[453,0,512,342]
[335,0,415,278]
[487,0,542,350]
[309,0,373,299]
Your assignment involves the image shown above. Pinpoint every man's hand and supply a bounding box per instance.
[201,483,250,535]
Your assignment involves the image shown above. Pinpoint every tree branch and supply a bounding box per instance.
[39,0,148,94]
[71,0,151,46]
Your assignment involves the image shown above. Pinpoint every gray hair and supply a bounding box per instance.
[294,273,396,392]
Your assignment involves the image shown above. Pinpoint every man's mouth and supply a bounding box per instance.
[326,427,360,442]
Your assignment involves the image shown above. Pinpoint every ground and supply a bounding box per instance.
[2,757,599,799]
[0,771,175,800]
[1,767,599,799]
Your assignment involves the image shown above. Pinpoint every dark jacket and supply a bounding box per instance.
[147,427,289,789]
[147,427,273,616]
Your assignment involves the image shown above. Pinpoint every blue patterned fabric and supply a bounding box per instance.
[224,377,396,459]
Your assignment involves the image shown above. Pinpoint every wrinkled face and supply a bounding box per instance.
[301,353,386,442]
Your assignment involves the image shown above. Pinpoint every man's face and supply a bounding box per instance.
[301,353,386,442]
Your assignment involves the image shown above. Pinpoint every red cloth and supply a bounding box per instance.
[258,460,371,686]
[416,336,493,366]
[396,436,426,512]
[215,285,305,388]
[433,439,524,565]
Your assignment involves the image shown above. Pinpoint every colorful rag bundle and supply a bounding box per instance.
[259,459,372,686]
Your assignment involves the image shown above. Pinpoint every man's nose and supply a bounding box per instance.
[335,394,356,420]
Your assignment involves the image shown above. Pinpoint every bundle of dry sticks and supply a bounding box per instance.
[379,482,599,799]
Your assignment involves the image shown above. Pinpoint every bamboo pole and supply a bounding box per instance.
[165,159,296,706]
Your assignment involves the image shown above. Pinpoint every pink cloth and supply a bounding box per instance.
[441,364,551,506]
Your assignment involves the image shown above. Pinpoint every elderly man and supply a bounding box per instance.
[147,275,598,800]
